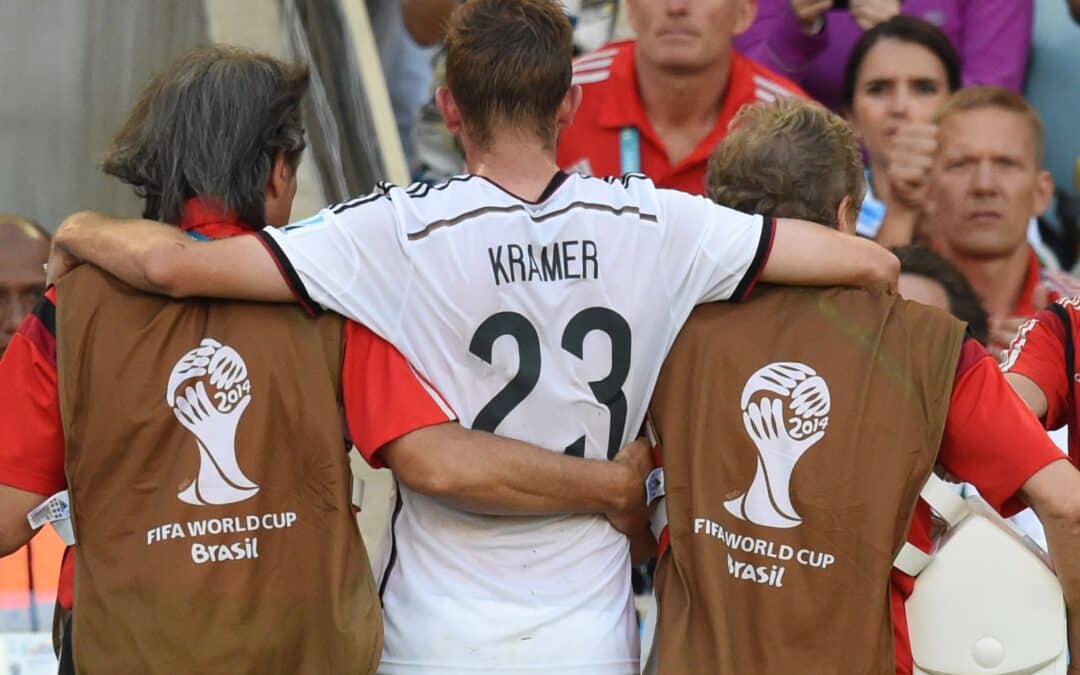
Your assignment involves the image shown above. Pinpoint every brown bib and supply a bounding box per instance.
[650,286,965,674]
[55,266,381,674]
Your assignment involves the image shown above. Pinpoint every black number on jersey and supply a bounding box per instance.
[469,308,632,460]
[469,312,542,434]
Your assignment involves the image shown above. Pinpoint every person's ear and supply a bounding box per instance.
[436,87,463,135]
[557,85,583,131]
[1033,169,1054,217]
[836,195,857,235]
[734,0,759,36]
[266,151,292,200]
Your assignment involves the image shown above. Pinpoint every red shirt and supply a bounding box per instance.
[557,40,807,195]
[890,338,1065,674]
[0,200,454,609]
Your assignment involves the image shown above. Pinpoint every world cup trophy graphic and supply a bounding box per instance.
[166,338,259,506]
[724,362,831,529]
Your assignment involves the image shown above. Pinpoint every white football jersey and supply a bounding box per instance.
[261,172,771,673]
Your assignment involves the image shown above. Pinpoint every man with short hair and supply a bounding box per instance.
[0,215,48,354]
[926,86,1080,355]
[2,43,651,673]
[645,98,1080,674]
[557,0,806,194]
[49,1,897,671]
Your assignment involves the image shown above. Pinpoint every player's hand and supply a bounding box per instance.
[850,0,900,30]
[883,123,937,211]
[789,0,833,33]
[607,438,652,537]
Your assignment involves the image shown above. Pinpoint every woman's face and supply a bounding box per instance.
[848,38,951,164]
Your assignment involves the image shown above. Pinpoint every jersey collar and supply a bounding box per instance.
[178,197,257,240]
[1015,247,1049,316]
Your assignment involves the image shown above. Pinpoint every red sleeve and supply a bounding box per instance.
[0,288,66,496]
[341,321,456,468]
[1001,308,1070,430]
[938,339,1065,517]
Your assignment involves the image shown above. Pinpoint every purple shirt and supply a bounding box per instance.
[735,0,1033,111]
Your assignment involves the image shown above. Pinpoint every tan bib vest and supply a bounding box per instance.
[54,267,381,674]
[650,286,965,674]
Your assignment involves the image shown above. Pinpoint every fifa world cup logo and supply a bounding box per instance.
[725,362,831,529]
[166,339,259,506]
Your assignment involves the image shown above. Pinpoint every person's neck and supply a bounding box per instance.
[466,131,562,201]
[947,245,1032,318]
[635,53,730,163]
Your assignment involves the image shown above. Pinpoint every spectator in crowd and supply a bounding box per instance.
[736,0,1032,112]
[0,215,48,354]
[0,213,63,640]
[840,16,958,245]
[1,44,652,673]
[368,0,436,168]
[893,244,989,345]
[646,97,1080,675]
[1071,0,1080,24]
[925,87,1080,357]
[557,0,807,194]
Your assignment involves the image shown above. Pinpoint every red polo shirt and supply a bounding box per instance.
[0,199,454,610]
[557,40,807,194]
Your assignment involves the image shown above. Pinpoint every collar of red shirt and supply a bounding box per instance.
[1015,247,1054,316]
[595,40,753,172]
[178,197,258,240]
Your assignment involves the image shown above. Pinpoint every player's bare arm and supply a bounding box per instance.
[380,423,651,531]
[1019,459,1080,667]
[1005,372,1050,420]
[0,485,45,557]
[50,211,291,302]
[764,218,901,290]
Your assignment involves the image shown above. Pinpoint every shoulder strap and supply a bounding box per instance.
[892,473,970,577]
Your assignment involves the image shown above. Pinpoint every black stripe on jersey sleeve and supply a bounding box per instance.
[34,293,56,336]
[378,487,405,601]
[732,215,776,301]
[253,230,324,317]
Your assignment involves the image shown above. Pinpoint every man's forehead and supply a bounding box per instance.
[939,109,1038,159]
[0,221,49,283]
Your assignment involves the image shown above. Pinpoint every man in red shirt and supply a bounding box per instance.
[0,215,49,354]
[557,0,807,194]
[692,98,1080,674]
[0,215,64,636]
[0,45,650,671]
[926,87,1080,356]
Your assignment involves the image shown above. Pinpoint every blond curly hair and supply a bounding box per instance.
[706,98,864,229]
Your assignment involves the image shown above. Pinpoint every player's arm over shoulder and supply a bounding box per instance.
[657,189,899,293]
[53,211,292,302]
[762,217,899,289]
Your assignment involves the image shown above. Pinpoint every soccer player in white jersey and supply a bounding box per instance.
[51,2,899,671]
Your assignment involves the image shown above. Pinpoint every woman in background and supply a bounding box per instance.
[841,16,959,247]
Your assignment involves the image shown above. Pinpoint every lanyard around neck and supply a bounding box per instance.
[619,127,641,175]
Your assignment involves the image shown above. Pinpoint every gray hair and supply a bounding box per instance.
[102,45,309,228]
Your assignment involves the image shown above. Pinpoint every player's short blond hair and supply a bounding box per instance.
[934,86,1045,165]
[706,98,865,229]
